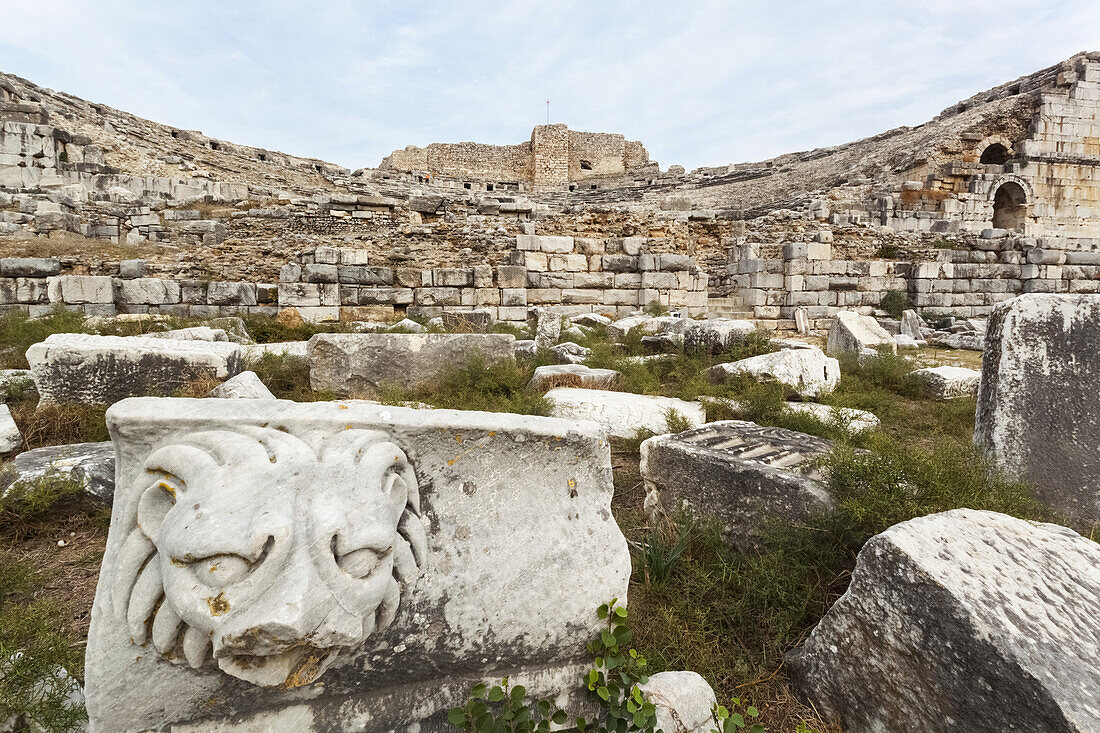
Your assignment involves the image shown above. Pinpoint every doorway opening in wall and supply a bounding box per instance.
[980,143,1009,165]
[992,181,1027,231]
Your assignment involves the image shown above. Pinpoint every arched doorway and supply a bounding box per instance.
[992,182,1027,231]
[980,143,1009,165]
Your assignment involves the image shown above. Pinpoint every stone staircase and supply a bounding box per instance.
[706,296,753,319]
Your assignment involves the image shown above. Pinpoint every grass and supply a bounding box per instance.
[0,309,87,369]
[0,474,86,527]
[379,353,552,415]
[0,230,159,262]
[878,289,911,319]
[240,313,352,343]
[245,352,336,402]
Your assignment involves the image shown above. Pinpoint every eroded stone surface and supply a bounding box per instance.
[86,398,628,732]
[708,348,840,397]
[546,387,705,439]
[207,370,275,399]
[638,671,717,733]
[528,364,621,391]
[0,403,21,455]
[307,333,515,394]
[0,441,115,505]
[976,294,1100,522]
[683,319,756,354]
[26,333,242,405]
[640,420,833,547]
[788,509,1100,733]
[911,366,981,399]
[826,311,896,355]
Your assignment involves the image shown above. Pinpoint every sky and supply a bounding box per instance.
[3,1,1100,172]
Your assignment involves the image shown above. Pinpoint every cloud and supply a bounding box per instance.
[2,1,1099,170]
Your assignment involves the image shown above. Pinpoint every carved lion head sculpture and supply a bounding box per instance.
[111,427,427,688]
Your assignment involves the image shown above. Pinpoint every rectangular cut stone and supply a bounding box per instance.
[86,398,628,732]
[0,257,60,278]
[976,294,1100,522]
[308,333,515,394]
[49,275,114,304]
[545,387,706,439]
[641,420,834,548]
[26,334,241,404]
[118,278,181,305]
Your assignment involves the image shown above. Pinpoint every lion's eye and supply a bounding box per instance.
[191,554,252,587]
[337,545,392,579]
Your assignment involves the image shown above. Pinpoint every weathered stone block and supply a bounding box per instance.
[976,294,1100,521]
[826,311,896,355]
[910,366,980,399]
[0,257,60,278]
[640,421,834,547]
[48,275,114,304]
[788,509,1100,733]
[308,333,515,393]
[433,268,474,288]
[545,387,705,439]
[118,278,181,306]
[708,348,840,398]
[528,364,621,391]
[85,398,628,731]
[279,282,339,308]
[0,441,115,506]
[26,334,242,404]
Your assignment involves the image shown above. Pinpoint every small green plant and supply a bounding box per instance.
[930,238,956,250]
[447,601,658,733]
[711,698,765,733]
[875,243,900,259]
[637,517,693,585]
[643,300,669,317]
[664,408,694,435]
[878,289,911,319]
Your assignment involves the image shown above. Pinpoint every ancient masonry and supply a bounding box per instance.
[379,124,654,191]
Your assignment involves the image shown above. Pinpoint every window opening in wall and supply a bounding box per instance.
[579,159,593,170]
[992,181,1027,231]
[980,143,1009,165]
[487,184,494,191]
[257,153,267,162]
[464,182,471,190]
[209,142,220,151]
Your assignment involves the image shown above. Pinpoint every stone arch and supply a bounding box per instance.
[975,135,1013,165]
[992,181,1027,231]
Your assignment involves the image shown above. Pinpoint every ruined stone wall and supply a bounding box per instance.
[720,232,1100,332]
[566,130,649,179]
[381,141,531,182]
[530,124,570,190]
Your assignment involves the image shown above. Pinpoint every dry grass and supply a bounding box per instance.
[0,231,168,261]
[11,402,110,450]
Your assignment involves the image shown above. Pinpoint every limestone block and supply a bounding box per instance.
[48,275,114,304]
[206,282,258,307]
[116,278,180,306]
[433,268,474,287]
[85,398,629,731]
[708,347,840,397]
[14,277,47,304]
[495,265,526,289]
[683,319,756,354]
[930,333,984,350]
[207,371,275,399]
[899,309,925,340]
[545,387,705,439]
[0,257,60,278]
[602,255,640,272]
[826,311,897,355]
[562,288,602,305]
[527,288,562,304]
[279,263,302,283]
[976,295,1100,521]
[143,327,229,342]
[26,334,242,405]
[243,341,310,361]
[308,333,515,394]
[787,509,1100,733]
[533,307,561,349]
[910,366,980,399]
[278,283,339,308]
[304,263,338,283]
[637,671,717,733]
[0,403,20,455]
[0,441,115,505]
[640,421,834,546]
[528,364,621,391]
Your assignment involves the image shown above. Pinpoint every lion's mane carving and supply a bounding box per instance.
[112,426,427,688]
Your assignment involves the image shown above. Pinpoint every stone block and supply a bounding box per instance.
[338,266,393,286]
[574,272,614,288]
[496,265,526,289]
[545,387,705,439]
[48,275,114,304]
[602,255,640,273]
[683,319,756,354]
[304,263,339,283]
[206,282,258,307]
[787,509,1100,733]
[207,370,276,399]
[26,334,242,404]
[15,277,48,304]
[0,440,115,506]
[640,421,834,547]
[308,333,515,394]
[976,294,1100,522]
[278,282,339,308]
[528,364,621,391]
[826,311,897,355]
[85,398,628,731]
[708,347,840,397]
[0,257,60,278]
[118,278,181,306]
[910,366,981,399]
[441,309,494,333]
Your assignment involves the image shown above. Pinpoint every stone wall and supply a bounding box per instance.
[720,231,1100,332]
[0,235,707,323]
[380,124,653,190]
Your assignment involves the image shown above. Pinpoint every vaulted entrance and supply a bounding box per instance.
[992,182,1027,231]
